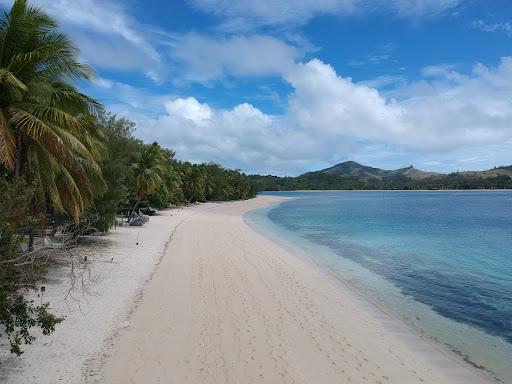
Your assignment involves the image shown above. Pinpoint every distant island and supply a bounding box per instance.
[250,161,512,191]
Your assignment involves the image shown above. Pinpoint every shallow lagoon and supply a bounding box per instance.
[249,191,512,383]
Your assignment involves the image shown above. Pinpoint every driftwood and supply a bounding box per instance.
[1,211,102,298]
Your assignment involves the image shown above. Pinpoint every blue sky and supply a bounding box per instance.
[3,0,512,175]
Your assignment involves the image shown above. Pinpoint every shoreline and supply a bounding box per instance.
[260,189,512,193]
[100,196,492,384]
[1,196,499,383]
[244,199,498,384]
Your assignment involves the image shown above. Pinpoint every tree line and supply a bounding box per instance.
[250,173,512,191]
[0,0,255,355]
[86,113,256,231]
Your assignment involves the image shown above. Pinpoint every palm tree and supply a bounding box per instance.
[0,0,104,220]
[129,142,164,216]
[182,164,206,202]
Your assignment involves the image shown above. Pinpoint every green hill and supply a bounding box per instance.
[250,161,512,191]
[306,161,442,181]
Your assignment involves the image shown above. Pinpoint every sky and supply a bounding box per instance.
[3,0,512,175]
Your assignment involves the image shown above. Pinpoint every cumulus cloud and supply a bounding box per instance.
[283,59,512,151]
[136,99,299,172]
[131,57,512,174]
[290,57,512,150]
[189,0,463,29]
[284,60,405,140]
[170,34,304,83]
[397,58,512,148]
[3,0,506,174]
[164,98,213,126]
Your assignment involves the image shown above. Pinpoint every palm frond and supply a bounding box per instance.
[0,0,57,67]
[15,102,83,132]
[48,82,103,115]
[36,130,89,190]
[80,158,106,204]
[136,169,162,196]
[0,0,104,220]
[9,107,90,188]
[0,67,27,93]
[8,105,55,138]
[55,165,84,221]
[32,145,64,212]
[0,108,15,168]
[53,126,93,160]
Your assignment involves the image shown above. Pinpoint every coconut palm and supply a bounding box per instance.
[0,0,104,219]
[128,142,165,217]
[132,142,164,196]
[179,164,205,202]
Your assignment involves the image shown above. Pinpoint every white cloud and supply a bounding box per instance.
[2,1,310,82]
[170,34,305,83]
[91,76,113,89]
[385,0,461,18]
[136,99,295,172]
[472,20,512,36]
[284,60,405,140]
[82,79,171,119]
[347,53,391,66]
[3,0,506,175]
[360,75,406,89]
[396,58,512,149]
[190,0,463,29]
[0,0,164,76]
[347,43,396,67]
[164,98,212,126]
[421,63,458,77]
[189,0,354,30]
[33,0,154,51]
[129,57,512,174]
[0,0,463,86]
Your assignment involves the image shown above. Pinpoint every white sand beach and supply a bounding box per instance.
[3,1,510,382]
[96,196,491,384]
[0,203,213,384]
[0,196,495,384]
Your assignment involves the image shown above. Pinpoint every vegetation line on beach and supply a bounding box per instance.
[0,0,256,356]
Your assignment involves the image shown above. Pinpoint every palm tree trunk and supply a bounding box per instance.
[14,132,22,178]
[27,224,35,251]
[128,197,142,222]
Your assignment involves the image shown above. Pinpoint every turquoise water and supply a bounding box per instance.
[248,191,512,383]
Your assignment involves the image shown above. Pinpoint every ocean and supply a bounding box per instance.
[247,191,512,383]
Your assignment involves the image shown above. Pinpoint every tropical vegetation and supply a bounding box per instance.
[0,0,255,355]
[251,173,512,191]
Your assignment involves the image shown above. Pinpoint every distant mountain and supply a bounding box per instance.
[305,161,442,181]
[455,166,512,179]
[250,161,512,191]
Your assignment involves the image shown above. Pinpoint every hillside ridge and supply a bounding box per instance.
[250,161,512,191]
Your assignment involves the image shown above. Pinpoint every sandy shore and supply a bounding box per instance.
[98,196,491,384]
[0,203,213,384]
